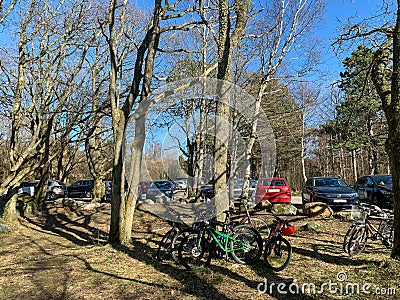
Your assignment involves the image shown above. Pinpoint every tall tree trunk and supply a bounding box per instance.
[108,0,161,246]
[371,9,400,257]
[214,0,251,213]
[389,4,400,258]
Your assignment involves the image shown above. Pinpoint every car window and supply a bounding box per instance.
[357,177,366,185]
[366,177,374,187]
[260,179,272,186]
[154,181,171,189]
[233,180,244,188]
[315,178,347,187]
[372,176,392,186]
[272,180,286,186]
[260,179,286,186]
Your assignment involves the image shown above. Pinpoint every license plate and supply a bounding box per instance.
[266,188,280,193]
[333,199,347,203]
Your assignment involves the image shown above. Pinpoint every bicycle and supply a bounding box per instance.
[264,214,296,272]
[343,204,394,257]
[156,221,193,264]
[228,202,270,239]
[155,203,211,264]
[178,212,263,270]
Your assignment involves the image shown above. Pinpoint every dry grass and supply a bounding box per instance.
[1,200,399,300]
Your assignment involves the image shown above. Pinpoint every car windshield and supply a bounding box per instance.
[314,178,347,187]
[233,179,244,188]
[261,179,286,186]
[373,176,392,186]
[153,181,171,189]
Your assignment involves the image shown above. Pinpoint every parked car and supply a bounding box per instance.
[18,180,39,197]
[229,178,257,204]
[353,175,393,207]
[174,180,188,190]
[200,178,257,205]
[104,180,130,201]
[145,180,175,200]
[67,179,94,198]
[174,177,188,185]
[255,178,291,205]
[200,184,214,200]
[18,179,66,200]
[302,177,359,206]
[46,180,67,200]
[104,180,112,201]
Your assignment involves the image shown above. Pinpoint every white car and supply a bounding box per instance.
[174,180,187,190]
[18,180,39,197]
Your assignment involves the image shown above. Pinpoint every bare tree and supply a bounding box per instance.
[106,0,204,246]
[0,0,92,219]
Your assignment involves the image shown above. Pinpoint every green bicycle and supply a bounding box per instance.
[178,214,263,270]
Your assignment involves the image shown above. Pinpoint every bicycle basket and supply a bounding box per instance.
[281,225,296,236]
[350,205,368,221]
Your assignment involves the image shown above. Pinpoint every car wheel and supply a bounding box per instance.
[85,191,92,198]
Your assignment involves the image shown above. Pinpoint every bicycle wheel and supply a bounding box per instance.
[380,219,394,248]
[347,225,368,257]
[264,236,292,271]
[157,227,177,262]
[242,217,270,239]
[230,225,263,265]
[343,224,359,254]
[178,232,212,270]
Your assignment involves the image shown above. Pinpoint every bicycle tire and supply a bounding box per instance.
[347,225,368,257]
[178,231,212,270]
[242,217,270,239]
[156,227,177,262]
[380,219,394,248]
[343,224,359,254]
[230,225,263,265]
[264,236,292,271]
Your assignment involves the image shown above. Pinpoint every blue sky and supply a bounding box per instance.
[318,0,388,78]
[134,0,389,81]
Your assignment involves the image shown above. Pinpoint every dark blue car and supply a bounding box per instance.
[353,175,393,208]
[302,177,359,206]
[67,179,94,198]
[145,180,175,200]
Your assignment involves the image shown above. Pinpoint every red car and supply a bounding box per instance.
[255,178,291,204]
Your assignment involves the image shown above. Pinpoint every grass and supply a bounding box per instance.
[0,200,400,300]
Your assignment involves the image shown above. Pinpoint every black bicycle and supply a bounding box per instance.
[264,214,296,272]
[228,203,270,239]
[156,221,192,263]
[343,204,394,257]
[178,212,263,270]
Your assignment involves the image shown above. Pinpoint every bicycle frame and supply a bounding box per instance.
[206,226,249,253]
[268,217,286,239]
[359,216,392,241]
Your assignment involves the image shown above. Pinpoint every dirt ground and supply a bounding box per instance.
[0,199,399,300]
